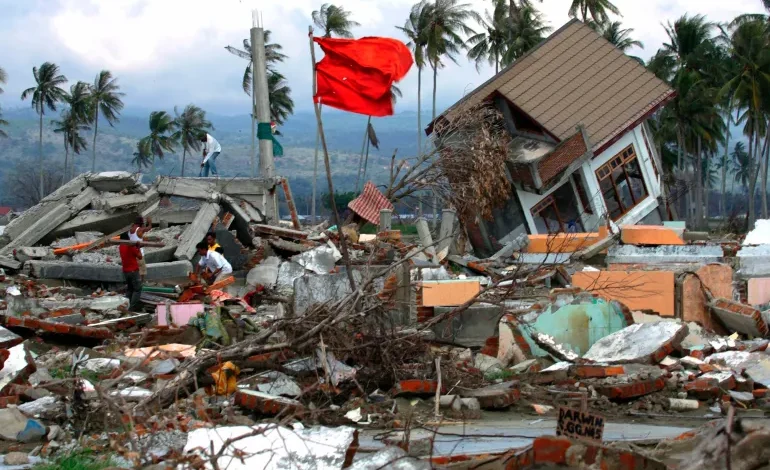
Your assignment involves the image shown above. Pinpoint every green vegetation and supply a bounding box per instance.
[32,451,115,470]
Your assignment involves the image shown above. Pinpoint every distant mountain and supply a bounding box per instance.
[0,107,433,208]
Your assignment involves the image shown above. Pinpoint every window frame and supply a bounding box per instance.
[594,145,649,220]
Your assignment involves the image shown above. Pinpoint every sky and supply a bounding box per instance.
[0,0,766,117]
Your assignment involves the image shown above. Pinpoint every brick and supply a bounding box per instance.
[620,225,685,246]
[710,298,769,337]
[572,270,675,316]
[684,379,721,399]
[574,365,626,379]
[595,377,666,400]
[4,316,113,339]
[234,390,305,417]
[532,436,572,464]
[753,389,770,398]
[393,380,443,396]
[459,382,521,410]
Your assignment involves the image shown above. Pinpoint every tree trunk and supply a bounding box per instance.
[356,116,370,192]
[91,102,100,173]
[694,135,703,229]
[749,132,758,229]
[431,60,439,229]
[431,61,437,122]
[63,135,69,183]
[180,147,187,177]
[417,65,422,158]
[39,102,44,201]
[721,126,730,220]
[763,125,770,219]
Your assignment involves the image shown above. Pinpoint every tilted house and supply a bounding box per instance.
[428,19,675,256]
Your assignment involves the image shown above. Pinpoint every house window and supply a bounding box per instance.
[572,175,593,215]
[530,183,586,234]
[595,145,648,220]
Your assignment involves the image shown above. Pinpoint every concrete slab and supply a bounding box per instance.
[25,260,191,282]
[50,210,137,239]
[736,245,770,278]
[431,304,504,347]
[86,171,140,192]
[517,253,572,264]
[607,245,723,264]
[572,270,675,316]
[583,322,689,364]
[276,262,307,294]
[174,202,220,261]
[101,192,151,212]
[246,257,281,288]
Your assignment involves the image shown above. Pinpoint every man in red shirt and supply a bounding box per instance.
[118,232,143,312]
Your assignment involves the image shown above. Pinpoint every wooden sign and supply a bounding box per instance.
[556,407,604,443]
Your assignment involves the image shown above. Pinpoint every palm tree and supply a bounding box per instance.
[589,21,643,62]
[225,31,288,95]
[424,0,479,121]
[268,72,294,125]
[143,111,176,174]
[53,109,90,180]
[131,139,152,172]
[0,66,7,139]
[397,1,432,158]
[89,70,124,172]
[502,3,551,66]
[568,0,621,25]
[66,81,93,125]
[732,140,751,214]
[721,18,770,228]
[312,4,360,38]
[467,0,510,74]
[663,15,714,71]
[171,105,212,177]
[20,62,68,199]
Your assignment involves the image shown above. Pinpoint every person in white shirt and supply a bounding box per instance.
[195,241,232,283]
[199,132,222,177]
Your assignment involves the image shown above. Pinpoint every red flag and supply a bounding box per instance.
[313,36,413,117]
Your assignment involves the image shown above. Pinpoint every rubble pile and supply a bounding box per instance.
[1,174,770,468]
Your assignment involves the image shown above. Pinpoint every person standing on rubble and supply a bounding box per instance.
[119,232,143,312]
[129,216,151,281]
[195,241,232,283]
[206,232,221,253]
[199,132,222,177]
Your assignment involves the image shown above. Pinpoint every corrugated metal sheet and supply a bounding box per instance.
[437,20,674,152]
[348,181,394,225]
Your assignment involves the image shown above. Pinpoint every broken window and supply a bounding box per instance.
[595,145,648,220]
[530,183,585,234]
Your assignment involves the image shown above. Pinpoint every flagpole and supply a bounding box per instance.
[309,26,357,291]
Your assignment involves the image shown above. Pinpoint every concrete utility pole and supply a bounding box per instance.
[251,18,274,179]
[251,12,277,221]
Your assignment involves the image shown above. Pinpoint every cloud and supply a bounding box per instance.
[0,0,766,116]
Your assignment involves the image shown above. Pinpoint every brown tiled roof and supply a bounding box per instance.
[436,20,674,152]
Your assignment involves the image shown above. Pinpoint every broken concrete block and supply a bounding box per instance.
[707,351,770,388]
[0,326,22,349]
[219,195,253,245]
[156,176,218,200]
[737,245,770,278]
[525,232,601,254]
[621,225,685,246]
[50,209,137,238]
[430,304,503,348]
[174,202,220,261]
[0,407,46,442]
[0,202,73,255]
[246,257,280,288]
[254,224,307,240]
[533,332,579,361]
[457,381,520,409]
[276,261,306,294]
[710,298,769,337]
[519,292,630,358]
[14,247,53,263]
[474,354,503,375]
[101,191,152,212]
[86,171,139,192]
[498,315,528,366]
[0,343,35,396]
[421,279,480,307]
[293,271,362,315]
[25,260,191,282]
[291,242,341,275]
[573,270,675,316]
[255,371,302,397]
[239,200,265,223]
[607,245,723,264]
[583,321,688,365]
